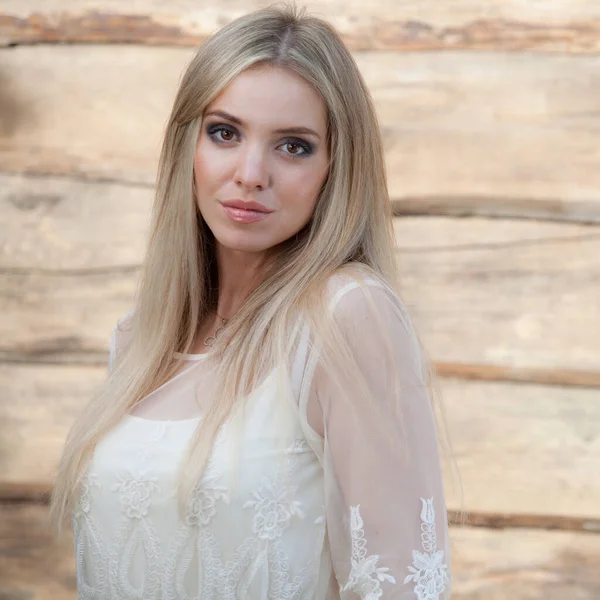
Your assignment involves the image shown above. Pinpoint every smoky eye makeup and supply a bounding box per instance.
[205,123,236,141]
[204,122,315,158]
[280,138,314,157]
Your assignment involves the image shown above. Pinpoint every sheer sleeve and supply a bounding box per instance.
[301,278,452,599]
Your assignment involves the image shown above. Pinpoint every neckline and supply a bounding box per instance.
[123,365,280,426]
[124,413,202,425]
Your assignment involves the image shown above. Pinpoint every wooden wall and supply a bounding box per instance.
[1,1,599,598]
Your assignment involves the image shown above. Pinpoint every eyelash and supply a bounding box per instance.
[205,124,314,159]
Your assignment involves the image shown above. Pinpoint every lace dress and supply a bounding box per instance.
[70,273,452,599]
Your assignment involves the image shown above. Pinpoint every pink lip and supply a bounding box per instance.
[221,199,273,213]
[222,205,271,224]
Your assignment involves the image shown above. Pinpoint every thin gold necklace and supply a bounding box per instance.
[204,312,229,348]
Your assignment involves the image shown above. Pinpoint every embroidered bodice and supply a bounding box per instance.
[71,272,452,599]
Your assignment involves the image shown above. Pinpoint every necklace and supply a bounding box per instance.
[204,312,229,348]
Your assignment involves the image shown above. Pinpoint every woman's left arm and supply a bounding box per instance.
[308,282,452,600]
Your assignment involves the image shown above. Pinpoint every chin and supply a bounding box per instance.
[213,230,276,254]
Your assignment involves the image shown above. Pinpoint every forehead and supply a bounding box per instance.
[205,64,327,130]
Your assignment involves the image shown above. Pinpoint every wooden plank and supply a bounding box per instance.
[453,511,600,534]
[439,376,600,520]
[435,363,600,389]
[2,1,600,53]
[448,525,600,600]
[393,216,600,375]
[362,51,600,223]
[0,504,76,600]
[0,364,100,501]
[4,0,600,24]
[1,502,599,599]
[2,176,598,378]
[0,46,193,185]
[0,173,152,270]
[0,270,137,364]
[1,47,600,221]
[2,275,598,381]
[1,363,599,521]
[0,364,106,499]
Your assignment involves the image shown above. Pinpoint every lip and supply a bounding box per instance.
[221,204,271,224]
[221,199,274,213]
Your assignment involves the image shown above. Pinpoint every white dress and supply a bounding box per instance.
[71,273,452,599]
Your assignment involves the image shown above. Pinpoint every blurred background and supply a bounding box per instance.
[1,1,599,598]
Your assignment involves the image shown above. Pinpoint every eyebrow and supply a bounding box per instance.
[204,109,321,140]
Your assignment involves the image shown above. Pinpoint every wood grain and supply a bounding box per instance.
[434,363,600,389]
[2,0,600,53]
[4,0,600,24]
[0,504,77,600]
[2,48,600,221]
[448,525,600,600]
[0,173,152,271]
[439,376,600,520]
[1,363,599,521]
[394,216,600,376]
[0,269,137,364]
[1,502,599,599]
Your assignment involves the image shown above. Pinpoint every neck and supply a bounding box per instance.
[214,241,270,319]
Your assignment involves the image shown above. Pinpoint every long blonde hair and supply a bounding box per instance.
[49,1,462,536]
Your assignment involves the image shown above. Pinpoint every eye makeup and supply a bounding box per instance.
[204,123,315,159]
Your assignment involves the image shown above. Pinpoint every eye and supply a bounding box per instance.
[280,139,313,159]
[206,124,237,143]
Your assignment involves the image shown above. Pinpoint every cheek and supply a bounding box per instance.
[193,151,206,192]
[275,167,326,228]
[286,163,327,207]
[194,145,228,192]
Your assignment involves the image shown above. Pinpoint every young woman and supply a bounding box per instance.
[49,3,455,598]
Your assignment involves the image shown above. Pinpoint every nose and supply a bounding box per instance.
[233,143,270,191]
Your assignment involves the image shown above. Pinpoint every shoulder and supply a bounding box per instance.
[113,308,135,341]
[116,308,135,331]
[324,265,420,354]
[324,264,399,319]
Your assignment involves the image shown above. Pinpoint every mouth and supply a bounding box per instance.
[221,204,272,224]
[220,200,274,213]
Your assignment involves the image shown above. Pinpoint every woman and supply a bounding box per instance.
[49,3,455,598]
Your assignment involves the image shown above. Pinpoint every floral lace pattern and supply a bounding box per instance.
[403,497,449,600]
[341,497,449,600]
[162,436,319,600]
[71,472,109,599]
[243,475,306,541]
[341,505,396,600]
[72,419,324,600]
[111,472,161,519]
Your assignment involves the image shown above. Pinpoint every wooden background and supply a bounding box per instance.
[1,1,600,598]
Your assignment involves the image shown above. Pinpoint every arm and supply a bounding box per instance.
[308,281,452,599]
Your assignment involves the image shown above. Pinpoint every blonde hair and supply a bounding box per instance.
[49,1,463,536]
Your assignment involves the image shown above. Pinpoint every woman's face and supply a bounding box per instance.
[194,63,330,254]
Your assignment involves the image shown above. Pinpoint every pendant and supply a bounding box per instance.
[204,318,228,347]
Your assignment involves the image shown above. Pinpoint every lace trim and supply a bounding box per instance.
[340,505,396,600]
[341,497,449,600]
[403,497,449,600]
